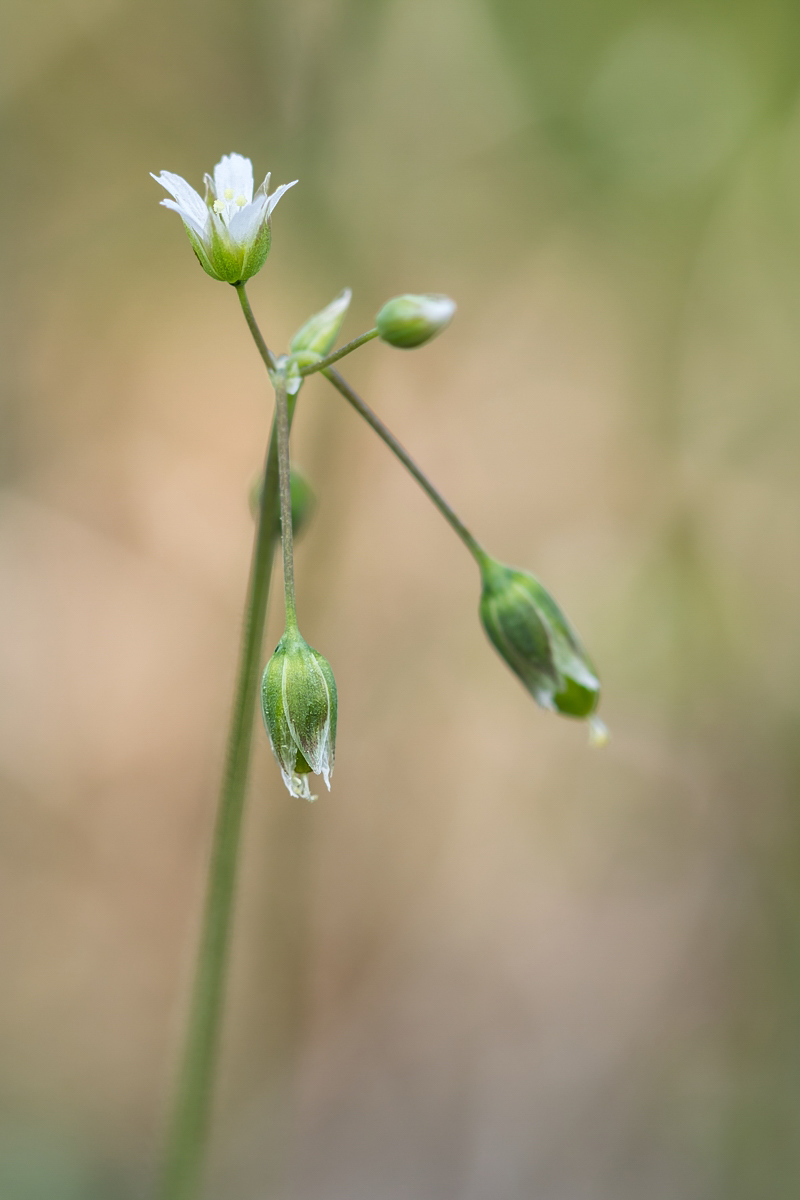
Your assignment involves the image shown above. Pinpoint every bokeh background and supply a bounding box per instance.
[3,0,800,1196]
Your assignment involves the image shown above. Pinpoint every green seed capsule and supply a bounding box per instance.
[261,629,337,800]
[479,557,601,720]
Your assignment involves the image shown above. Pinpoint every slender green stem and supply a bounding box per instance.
[160,441,277,1200]
[235,282,277,373]
[299,328,379,376]
[322,367,490,568]
[160,294,294,1200]
[274,375,299,631]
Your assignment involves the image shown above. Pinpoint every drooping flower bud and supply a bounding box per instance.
[290,289,352,357]
[479,557,601,720]
[261,629,337,800]
[375,294,456,348]
[249,466,316,539]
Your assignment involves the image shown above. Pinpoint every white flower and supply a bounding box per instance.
[151,152,297,283]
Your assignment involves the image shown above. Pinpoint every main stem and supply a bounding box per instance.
[274,376,298,630]
[323,367,490,568]
[160,284,286,1200]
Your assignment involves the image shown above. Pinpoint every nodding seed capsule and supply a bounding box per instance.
[479,556,601,723]
[261,629,337,801]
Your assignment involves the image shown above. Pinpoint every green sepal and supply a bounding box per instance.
[207,214,244,283]
[240,218,272,283]
[290,289,352,356]
[184,223,226,281]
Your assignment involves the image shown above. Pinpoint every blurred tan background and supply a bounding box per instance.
[3,0,800,1196]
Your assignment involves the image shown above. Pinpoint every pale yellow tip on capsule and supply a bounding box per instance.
[588,716,610,748]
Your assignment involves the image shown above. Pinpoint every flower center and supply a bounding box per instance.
[212,191,249,225]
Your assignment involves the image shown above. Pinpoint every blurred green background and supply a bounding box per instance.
[3,0,800,1196]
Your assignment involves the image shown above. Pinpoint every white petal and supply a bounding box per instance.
[254,172,271,199]
[264,180,298,219]
[159,197,209,240]
[227,193,268,246]
[280,768,317,801]
[213,153,254,205]
[151,171,208,230]
[210,208,232,243]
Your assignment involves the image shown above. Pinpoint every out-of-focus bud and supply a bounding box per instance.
[261,629,337,800]
[588,716,609,747]
[249,466,316,540]
[375,293,456,348]
[286,468,315,537]
[479,557,601,721]
[290,289,352,357]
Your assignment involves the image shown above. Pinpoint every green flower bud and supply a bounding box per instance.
[249,466,316,540]
[375,293,456,348]
[290,289,352,357]
[479,557,601,721]
[261,629,337,800]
